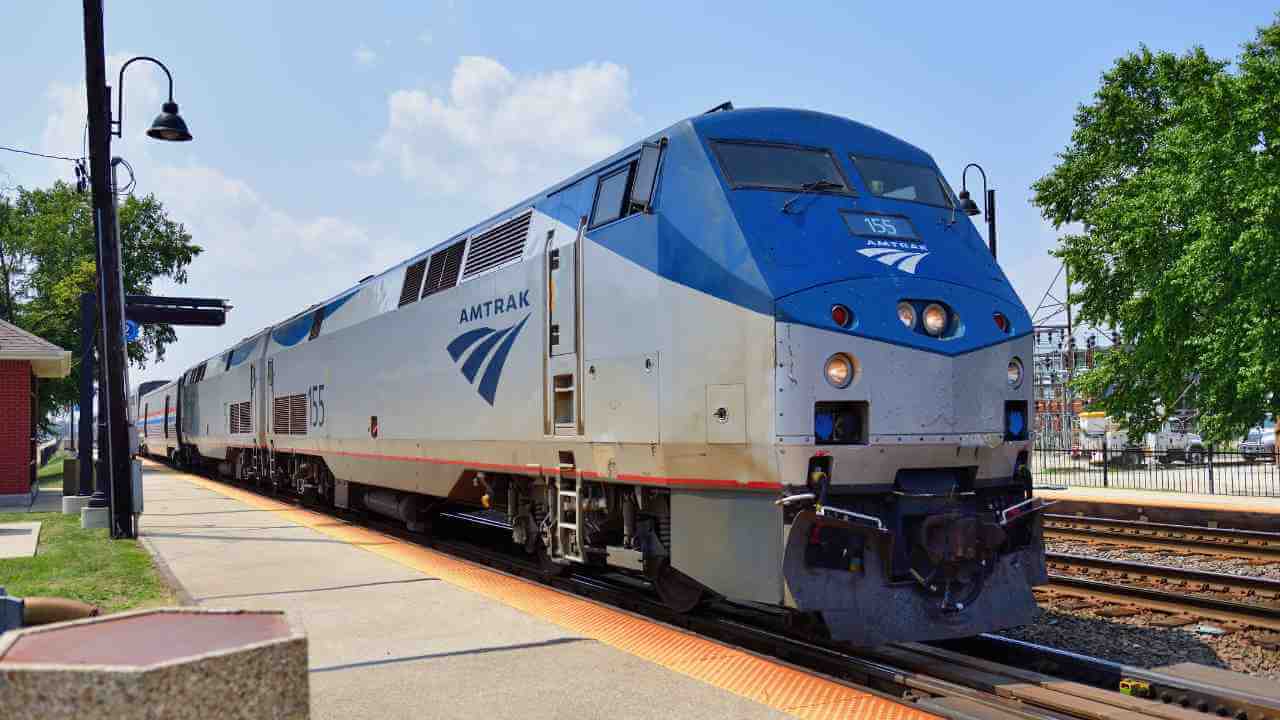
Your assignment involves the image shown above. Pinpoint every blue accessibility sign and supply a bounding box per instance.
[124,319,140,342]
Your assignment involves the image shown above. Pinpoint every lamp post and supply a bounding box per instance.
[81,0,192,538]
[958,163,996,259]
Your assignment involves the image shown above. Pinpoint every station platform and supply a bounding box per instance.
[1038,485,1280,530]
[137,462,928,720]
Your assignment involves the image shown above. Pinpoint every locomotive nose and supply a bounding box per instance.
[774,276,1030,450]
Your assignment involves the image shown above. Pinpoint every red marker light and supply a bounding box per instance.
[831,304,853,328]
[993,312,1009,333]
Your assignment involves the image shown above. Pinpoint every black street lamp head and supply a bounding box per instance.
[957,189,982,216]
[114,57,194,142]
[146,101,192,142]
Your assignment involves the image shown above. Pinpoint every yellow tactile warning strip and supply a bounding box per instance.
[149,463,935,720]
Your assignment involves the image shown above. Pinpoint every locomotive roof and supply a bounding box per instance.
[188,106,985,369]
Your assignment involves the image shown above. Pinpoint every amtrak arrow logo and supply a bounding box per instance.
[446,313,531,405]
[857,246,929,274]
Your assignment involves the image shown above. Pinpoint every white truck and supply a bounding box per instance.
[1078,412,1143,466]
[1078,412,1205,466]
[1147,417,1207,464]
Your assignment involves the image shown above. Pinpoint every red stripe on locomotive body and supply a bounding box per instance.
[216,443,781,492]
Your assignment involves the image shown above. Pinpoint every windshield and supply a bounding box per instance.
[850,155,955,208]
[712,141,850,193]
[1248,429,1262,441]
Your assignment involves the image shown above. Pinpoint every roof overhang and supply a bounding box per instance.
[0,351,73,378]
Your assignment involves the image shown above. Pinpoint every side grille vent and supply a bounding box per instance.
[229,401,252,434]
[422,240,466,298]
[398,259,427,307]
[462,212,531,279]
[272,394,308,435]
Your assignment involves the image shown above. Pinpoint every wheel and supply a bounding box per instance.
[1187,449,1204,465]
[1157,454,1172,465]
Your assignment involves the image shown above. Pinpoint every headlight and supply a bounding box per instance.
[922,303,947,336]
[1007,358,1024,388]
[896,302,915,329]
[825,353,854,388]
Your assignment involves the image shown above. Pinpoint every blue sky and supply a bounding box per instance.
[2,1,1275,384]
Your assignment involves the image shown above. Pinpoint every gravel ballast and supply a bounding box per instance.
[1002,593,1280,680]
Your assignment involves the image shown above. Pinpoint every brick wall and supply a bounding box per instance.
[0,360,32,495]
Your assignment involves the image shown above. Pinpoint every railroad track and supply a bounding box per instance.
[1044,513,1280,563]
[145,460,1280,719]
[1045,551,1280,631]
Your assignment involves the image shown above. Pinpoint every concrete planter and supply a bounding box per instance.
[0,607,308,719]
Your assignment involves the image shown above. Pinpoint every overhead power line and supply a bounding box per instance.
[0,144,83,163]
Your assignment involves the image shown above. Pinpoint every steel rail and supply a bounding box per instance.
[1044,514,1280,562]
[1047,551,1280,596]
[1046,552,1280,628]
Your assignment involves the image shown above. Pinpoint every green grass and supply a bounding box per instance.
[36,450,67,489]
[0,510,174,613]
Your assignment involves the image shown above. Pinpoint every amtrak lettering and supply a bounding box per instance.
[458,290,530,325]
[857,238,930,275]
[863,238,926,252]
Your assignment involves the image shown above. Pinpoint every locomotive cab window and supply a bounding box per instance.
[588,142,664,229]
[590,168,630,228]
[849,155,956,209]
[712,141,850,193]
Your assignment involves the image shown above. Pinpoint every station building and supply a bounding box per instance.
[0,319,71,505]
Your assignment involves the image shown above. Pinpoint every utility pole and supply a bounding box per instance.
[82,0,135,538]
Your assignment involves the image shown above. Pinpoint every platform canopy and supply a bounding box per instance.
[0,319,71,378]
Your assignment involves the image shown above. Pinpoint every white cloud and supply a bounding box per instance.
[369,56,637,208]
[354,45,378,67]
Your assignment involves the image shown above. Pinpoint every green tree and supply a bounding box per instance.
[1033,18,1280,442]
[0,181,201,428]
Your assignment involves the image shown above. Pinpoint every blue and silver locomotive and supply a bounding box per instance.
[137,106,1047,646]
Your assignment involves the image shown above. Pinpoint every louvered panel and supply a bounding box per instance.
[230,401,252,434]
[272,394,307,434]
[398,259,427,307]
[273,397,289,434]
[289,394,308,435]
[462,212,531,279]
[422,240,466,297]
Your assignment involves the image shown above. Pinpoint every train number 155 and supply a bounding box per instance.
[309,384,326,427]
[863,216,899,235]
